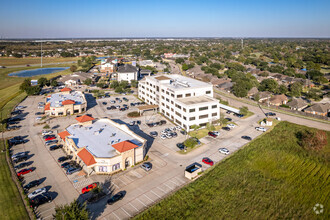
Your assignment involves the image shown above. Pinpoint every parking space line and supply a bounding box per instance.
[163,182,174,190]
[131,170,143,178]
[144,194,154,203]
[129,202,139,212]
[175,176,186,184]
[112,211,121,220]
[123,174,133,182]
[157,186,167,194]
[150,190,161,199]
[43,214,53,219]
[170,179,180,186]
[38,207,55,215]
[121,207,132,217]
[112,182,119,189]
[117,177,127,185]
[136,198,147,207]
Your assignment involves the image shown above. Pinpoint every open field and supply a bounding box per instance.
[136,121,330,219]
[0,140,29,220]
[0,57,78,66]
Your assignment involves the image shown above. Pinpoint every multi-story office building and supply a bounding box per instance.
[138,74,220,131]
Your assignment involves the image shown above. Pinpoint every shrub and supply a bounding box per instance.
[184,138,198,149]
[299,130,327,151]
[43,124,50,129]
[127,111,140,117]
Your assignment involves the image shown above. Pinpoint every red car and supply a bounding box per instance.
[208,131,217,138]
[17,168,34,176]
[45,136,56,141]
[81,182,98,194]
[202,157,214,166]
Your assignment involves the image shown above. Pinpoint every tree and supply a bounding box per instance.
[239,106,249,116]
[206,122,215,131]
[96,82,106,88]
[38,77,48,87]
[119,81,129,88]
[217,115,228,125]
[254,93,260,102]
[258,79,278,93]
[290,82,303,97]
[110,81,119,89]
[83,78,92,86]
[130,80,138,88]
[19,78,32,92]
[278,85,288,94]
[184,138,198,149]
[175,58,185,64]
[182,63,189,71]
[53,199,89,220]
[232,82,249,97]
[70,65,77,72]
[50,80,58,87]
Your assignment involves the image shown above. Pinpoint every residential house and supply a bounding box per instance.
[287,98,309,111]
[258,91,272,102]
[116,64,139,83]
[248,87,258,98]
[269,94,288,106]
[304,103,330,117]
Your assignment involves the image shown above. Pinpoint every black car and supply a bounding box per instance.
[35,112,43,115]
[171,132,178,138]
[180,130,187,135]
[149,131,158,137]
[222,127,230,131]
[102,102,107,105]
[107,191,126,205]
[14,162,30,169]
[146,123,154,127]
[49,145,62,151]
[225,117,232,121]
[58,156,70,163]
[9,139,27,146]
[265,112,276,116]
[235,114,244,118]
[24,180,40,190]
[136,120,141,125]
[106,107,111,110]
[30,193,52,209]
[13,155,29,163]
[160,120,167,125]
[61,162,71,168]
[176,143,185,150]
[241,136,252,141]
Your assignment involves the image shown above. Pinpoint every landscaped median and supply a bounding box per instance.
[135,121,330,219]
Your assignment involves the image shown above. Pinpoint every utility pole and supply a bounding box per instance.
[241,39,244,50]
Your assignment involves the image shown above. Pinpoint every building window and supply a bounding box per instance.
[162,89,165,93]
[199,114,208,119]
[112,163,120,171]
[171,108,174,112]
[166,98,169,102]
[175,104,181,109]
[189,117,195,121]
[99,166,108,172]
[177,94,183,98]
[171,101,174,104]
[212,112,217,116]
[183,116,186,120]
[189,108,195,113]
[175,119,181,125]
[212,105,217,109]
[166,105,169,109]
[199,106,208,111]
[166,91,169,95]
[161,96,165,99]
[206,91,211,94]
[175,111,181,117]
[171,93,174,97]
[186,93,191,97]
[183,108,186,112]
[161,103,165,106]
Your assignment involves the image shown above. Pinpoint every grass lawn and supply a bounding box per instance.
[188,125,222,139]
[242,110,254,119]
[0,140,29,220]
[136,121,330,219]
[0,57,78,66]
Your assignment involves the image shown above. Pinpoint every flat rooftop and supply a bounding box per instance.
[151,74,212,90]
[47,91,85,107]
[66,119,143,158]
[176,95,218,105]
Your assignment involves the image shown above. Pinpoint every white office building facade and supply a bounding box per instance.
[138,75,220,131]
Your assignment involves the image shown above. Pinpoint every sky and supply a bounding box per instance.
[0,0,330,38]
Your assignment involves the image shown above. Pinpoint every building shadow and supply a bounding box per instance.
[85,93,97,110]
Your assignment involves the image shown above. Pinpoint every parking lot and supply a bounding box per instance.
[4,92,265,219]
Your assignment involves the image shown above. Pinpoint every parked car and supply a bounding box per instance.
[66,167,81,175]
[208,131,218,138]
[222,126,230,131]
[149,131,158,137]
[49,144,62,151]
[160,120,167,125]
[266,112,276,116]
[255,127,267,132]
[225,117,232,121]
[234,114,244,118]
[276,117,281,121]
[23,180,40,190]
[61,162,71,169]
[58,156,70,163]
[160,134,166,140]
[30,193,52,209]
[136,120,141,125]
[227,124,236,129]
[81,182,98,194]
[43,134,55,139]
[13,155,29,163]
[218,148,230,155]
[42,130,53,136]
[129,121,135,126]
[241,136,252,141]
[17,168,34,176]
[11,151,28,159]
[202,157,214,166]
[141,162,152,171]
[45,136,56,141]
[107,191,126,205]
[28,187,47,199]
[45,140,58,146]
[102,102,107,105]
[14,162,30,170]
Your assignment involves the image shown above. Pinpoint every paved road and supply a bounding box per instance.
[215,91,330,131]
[2,61,76,68]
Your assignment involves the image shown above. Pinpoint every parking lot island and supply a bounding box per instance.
[44,87,87,116]
[58,115,147,175]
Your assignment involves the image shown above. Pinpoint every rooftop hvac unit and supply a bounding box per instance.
[175,80,190,87]
[111,133,116,137]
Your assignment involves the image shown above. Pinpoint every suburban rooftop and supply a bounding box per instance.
[176,95,218,105]
[47,91,86,107]
[149,74,212,90]
[65,118,144,158]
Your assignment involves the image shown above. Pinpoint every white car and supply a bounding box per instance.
[212,131,220,136]
[38,105,44,109]
[276,117,281,121]
[38,102,45,105]
[175,125,181,130]
[218,148,229,155]
[227,124,236,129]
[42,130,53,136]
[110,100,115,104]
[255,127,267,132]
[36,117,42,121]
[160,134,167,140]
[28,187,47,199]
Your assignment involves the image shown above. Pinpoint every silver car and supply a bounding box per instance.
[218,148,229,155]
[28,187,47,199]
